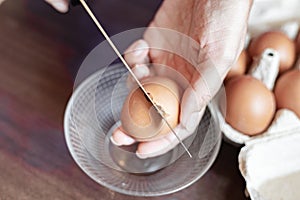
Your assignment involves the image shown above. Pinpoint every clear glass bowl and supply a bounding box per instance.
[64,63,222,196]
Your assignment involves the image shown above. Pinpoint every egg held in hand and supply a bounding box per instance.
[275,70,300,118]
[120,76,181,142]
[224,75,276,136]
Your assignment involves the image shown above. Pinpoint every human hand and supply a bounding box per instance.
[111,0,253,159]
[44,0,69,13]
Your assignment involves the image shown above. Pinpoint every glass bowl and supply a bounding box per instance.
[64,63,222,196]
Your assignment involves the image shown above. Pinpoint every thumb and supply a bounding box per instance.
[180,86,208,133]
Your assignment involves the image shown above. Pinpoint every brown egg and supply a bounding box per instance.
[225,50,248,81]
[120,76,181,141]
[248,31,296,74]
[274,70,300,118]
[225,75,276,136]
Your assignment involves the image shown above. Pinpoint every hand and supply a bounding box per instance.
[44,0,69,13]
[113,0,253,159]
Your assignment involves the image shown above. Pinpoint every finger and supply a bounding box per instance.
[124,40,150,67]
[124,40,152,89]
[136,125,188,159]
[136,137,175,159]
[136,108,205,159]
[132,64,151,78]
[180,86,208,132]
[126,64,151,89]
[110,127,135,146]
[45,0,69,13]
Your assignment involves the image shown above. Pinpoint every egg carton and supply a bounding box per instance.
[211,0,300,199]
[239,129,300,200]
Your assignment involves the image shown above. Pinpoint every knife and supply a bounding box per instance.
[72,0,192,158]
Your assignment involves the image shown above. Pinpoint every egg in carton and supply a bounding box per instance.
[211,0,300,199]
[214,48,300,140]
[214,49,300,199]
[218,0,300,145]
[237,54,300,200]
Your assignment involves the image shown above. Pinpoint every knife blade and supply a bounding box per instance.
[76,0,192,158]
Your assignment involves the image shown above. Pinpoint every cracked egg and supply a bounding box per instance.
[120,76,181,141]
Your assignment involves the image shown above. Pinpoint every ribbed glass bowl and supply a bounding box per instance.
[64,63,222,196]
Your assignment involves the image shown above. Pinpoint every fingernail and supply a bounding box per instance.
[53,2,68,13]
[133,41,147,56]
[110,136,121,146]
[110,132,135,146]
[136,151,148,159]
[133,64,150,78]
[123,136,135,145]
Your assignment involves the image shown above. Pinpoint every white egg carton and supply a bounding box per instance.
[212,1,300,199]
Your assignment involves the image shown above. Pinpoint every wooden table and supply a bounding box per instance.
[0,1,247,199]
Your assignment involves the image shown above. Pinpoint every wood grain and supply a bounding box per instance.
[0,0,247,199]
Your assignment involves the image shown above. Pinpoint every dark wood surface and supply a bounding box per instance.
[0,1,247,199]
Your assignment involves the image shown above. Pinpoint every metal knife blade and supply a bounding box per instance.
[77,0,192,158]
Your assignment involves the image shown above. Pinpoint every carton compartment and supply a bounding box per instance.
[239,132,300,200]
